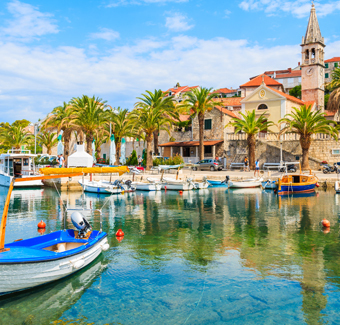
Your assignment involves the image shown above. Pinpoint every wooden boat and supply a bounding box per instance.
[78,179,122,194]
[0,167,127,295]
[228,178,263,189]
[262,179,277,189]
[162,177,194,191]
[0,149,43,187]
[132,182,162,191]
[277,173,318,195]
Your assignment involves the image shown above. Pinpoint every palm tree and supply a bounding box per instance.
[132,91,177,170]
[69,95,109,155]
[93,128,109,159]
[228,110,274,170]
[278,105,337,170]
[109,107,136,164]
[44,102,75,162]
[180,87,219,160]
[135,90,176,155]
[327,68,340,112]
[37,131,58,155]
[0,123,33,150]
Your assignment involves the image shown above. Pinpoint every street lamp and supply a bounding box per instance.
[280,138,283,167]
[34,123,39,154]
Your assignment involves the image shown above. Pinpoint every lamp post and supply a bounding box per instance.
[280,138,283,167]
[34,123,39,154]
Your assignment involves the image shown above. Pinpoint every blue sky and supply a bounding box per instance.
[0,0,339,123]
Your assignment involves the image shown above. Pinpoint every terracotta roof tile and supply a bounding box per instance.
[267,87,305,105]
[179,114,191,122]
[213,88,237,94]
[240,74,282,88]
[325,57,340,63]
[304,101,315,109]
[213,97,243,106]
[165,85,199,95]
[324,110,335,116]
[275,70,301,78]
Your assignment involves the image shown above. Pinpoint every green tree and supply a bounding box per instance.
[279,105,337,170]
[127,150,138,166]
[228,110,274,170]
[289,85,302,99]
[93,128,109,159]
[327,68,340,112]
[44,102,75,162]
[109,107,136,164]
[180,87,219,160]
[135,89,176,155]
[0,123,33,150]
[37,131,58,155]
[69,95,109,155]
[132,90,177,170]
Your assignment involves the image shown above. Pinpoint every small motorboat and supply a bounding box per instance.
[207,176,229,186]
[0,171,114,295]
[194,177,209,189]
[228,178,263,189]
[162,177,194,191]
[132,182,162,191]
[262,179,277,190]
[79,180,122,194]
[277,173,318,195]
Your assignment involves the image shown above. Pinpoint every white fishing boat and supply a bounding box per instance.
[162,177,194,191]
[0,169,119,296]
[132,182,162,191]
[193,177,209,189]
[101,179,136,193]
[228,178,263,189]
[262,179,277,190]
[78,179,122,194]
[0,149,43,187]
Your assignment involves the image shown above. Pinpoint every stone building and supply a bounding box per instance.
[325,57,340,83]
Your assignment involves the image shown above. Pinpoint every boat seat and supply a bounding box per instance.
[56,243,66,252]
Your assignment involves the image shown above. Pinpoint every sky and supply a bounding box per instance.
[0,0,339,123]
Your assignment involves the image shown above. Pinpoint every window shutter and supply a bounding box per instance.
[325,63,329,68]
[325,73,329,78]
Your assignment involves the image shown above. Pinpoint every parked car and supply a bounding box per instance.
[192,159,223,171]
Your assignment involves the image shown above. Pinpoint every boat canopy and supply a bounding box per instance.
[39,166,130,176]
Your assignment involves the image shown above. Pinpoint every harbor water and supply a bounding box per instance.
[1,186,340,324]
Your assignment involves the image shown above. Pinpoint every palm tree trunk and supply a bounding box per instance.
[116,141,121,165]
[247,134,256,170]
[198,113,204,160]
[48,147,52,155]
[153,130,159,155]
[300,135,311,170]
[63,130,71,163]
[96,146,101,159]
[86,135,93,155]
[146,133,153,170]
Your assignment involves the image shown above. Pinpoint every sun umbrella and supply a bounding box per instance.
[120,138,126,165]
[110,134,116,165]
[92,139,96,163]
[57,134,64,155]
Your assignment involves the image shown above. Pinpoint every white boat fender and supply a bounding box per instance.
[101,243,110,251]
[71,259,85,269]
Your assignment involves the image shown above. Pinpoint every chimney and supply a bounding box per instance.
[298,62,300,66]
[288,68,292,73]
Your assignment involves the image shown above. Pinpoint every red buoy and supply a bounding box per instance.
[38,220,46,229]
[38,228,46,235]
[179,190,183,195]
[116,235,124,242]
[322,219,330,228]
[316,182,320,188]
[116,229,124,237]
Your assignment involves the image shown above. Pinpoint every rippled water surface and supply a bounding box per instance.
[1,186,340,324]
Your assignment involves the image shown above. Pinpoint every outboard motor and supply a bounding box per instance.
[125,180,132,188]
[225,175,230,183]
[71,211,92,238]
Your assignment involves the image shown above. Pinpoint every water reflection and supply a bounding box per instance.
[0,188,340,324]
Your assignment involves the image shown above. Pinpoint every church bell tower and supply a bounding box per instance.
[301,3,325,110]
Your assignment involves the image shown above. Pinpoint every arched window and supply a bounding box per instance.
[305,49,309,59]
[258,104,268,110]
[311,48,315,59]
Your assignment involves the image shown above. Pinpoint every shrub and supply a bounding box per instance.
[126,150,138,166]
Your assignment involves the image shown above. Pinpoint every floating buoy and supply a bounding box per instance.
[37,220,46,229]
[316,182,320,187]
[38,228,46,235]
[322,218,330,228]
[323,227,330,234]
[116,235,124,243]
[116,229,124,237]
[164,186,167,191]
[121,190,125,195]
[179,190,183,195]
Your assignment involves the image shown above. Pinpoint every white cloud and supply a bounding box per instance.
[106,0,188,7]
[224,9,232,17]
[239,0,340,18]
[1,0,58,41]
[90,28,120,41]
[165,13,194,32]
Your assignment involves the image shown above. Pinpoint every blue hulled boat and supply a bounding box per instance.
[277,174,318,195]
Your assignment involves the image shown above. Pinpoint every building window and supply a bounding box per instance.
[325,63,329,68]
[305,50,309,59]
[204,146,212,154]
[325,73,329,78]
[204,119,212,130]
[335,63,339,68]
[332,149,340,155]
[258,104,268,110]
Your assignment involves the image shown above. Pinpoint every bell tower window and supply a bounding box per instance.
[305,49,309,60]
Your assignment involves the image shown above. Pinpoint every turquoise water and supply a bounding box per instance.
[1,187,340,324]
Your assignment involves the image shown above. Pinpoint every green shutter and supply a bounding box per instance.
[335,63,339,68]
[325,63,329,68]
[204,119,212,130]
[103,154,106,160]
[325,73,329,78]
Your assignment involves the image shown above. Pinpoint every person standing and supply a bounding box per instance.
[138,155,142,166]
[59,154,64,168]
[254,159,260,177]
[244,157,249,172]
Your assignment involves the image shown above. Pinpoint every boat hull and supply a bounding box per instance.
[79,180,122,194]
[133,182,162,191]
[194,182,209,189]
[164,183,194,191]
[0,174,43,187]
[262,181,277,189]
[0,236,108,295]
[228,180,262,188]
[277,183,316,195]
[207,180,225,186]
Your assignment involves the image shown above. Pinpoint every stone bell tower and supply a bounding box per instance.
[301,3,325,111]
